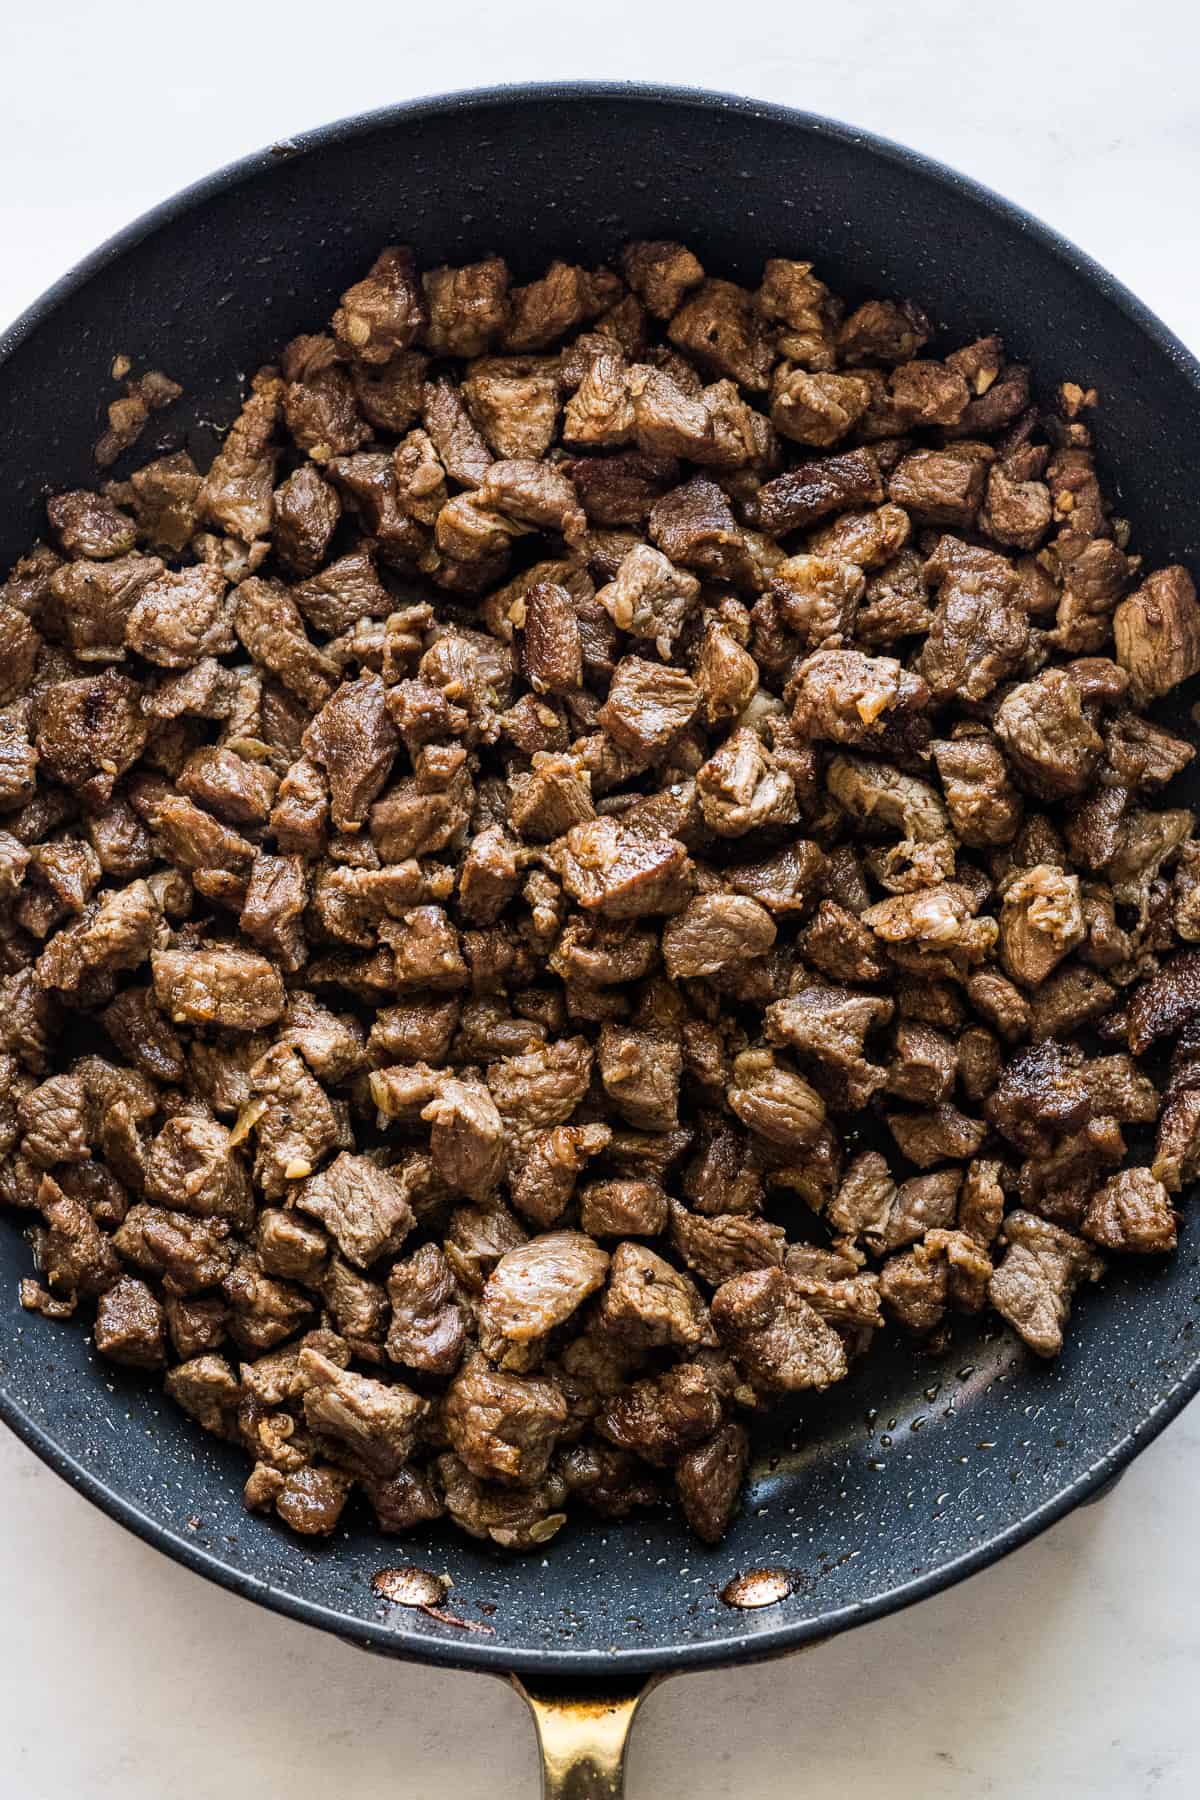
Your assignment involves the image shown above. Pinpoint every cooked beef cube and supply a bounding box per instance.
[272,464,341,577]
[1000,864,1086,987]
[47,489,137,560]
[597,655,700,757]
[598,1242,710,1350]
[295,1152,414,1268]
[198,376,281,543]
[423,257,511,356]
[598,1023,682,1130]
[578,1178,668,1238]
[888,448,986,526]
[1113,566,1200,704]
[919,542,1028,701]
[828,1151,895,1240]
[480,1230,609,1347]
[444,1352,568,1485]
[31,1174,120,1301]
[509,752,594,843]
[666,278,772,390]
[503,261,598,353]
[1081,1167,1176,1254]
[648,477,758,588]
[661,893,776,980]
[993,669,1103,803]
[789,647,928,748]
[234,577,338,711]
[696,727,797,837]
[46,552,153,665]
[862,885,997,975]
[597,1359,729,1467]
[247,1042,338,1199]
[956,1025,1003,1103]
[458,355,558,462]
[516,582,583,697]
[770,368,871,447]
[385,1243,465,1376]
[620,241,705,319]
[932,734,1023,848]
[966,969,1030,1044]
[333,245,425,364]
[421,1076,505,1200]
[94,1276,167,1368]
[766,985,892,1107]
[712,1267,846,1392]
[34,670,147,808]
[986,1039,1092,1153]
[151,948,284,1031]
[753,449,883,537]
[668,1201,785,1288]
[294,549,392,639]
[101,985,185,1085]
[37,880,159,1001]
[299,1348,427,1480]
[553,817,692,918]
[885,1021,957,1104]
[114,1204,234,1297]
[673,1421,750,1545]
[886,1103,986,1169]
[1105,709,1195,791]
[143,1114,251,1227]
[727,1049,826,1151]
[506,1121,610,1229]
[301,676,398,834]
[125,565,234,669]
[987,1209,1104,1356]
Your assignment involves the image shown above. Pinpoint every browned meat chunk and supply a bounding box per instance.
[789,648,928,747]
[621,241,705,319]
[553,817,692,918]
[1081,1167,1176,1253]
[480,1231,609,1345]
[333,246,426,364]
[1000,864,1086,987]
[444,1352,567,1485]
[1113,566,1200,704]
[987,1210,1104,1356]
[662,893,776,979]
[293,1153,414,1268]
[667,279,773,390]
[753,449,883,536]
[712,1267,847,1391]
[151,948,284,1031]
[675,1421,750,1544]
[94,1276,167,1368]
[598,1242,710,1350]
[696,727,797,836]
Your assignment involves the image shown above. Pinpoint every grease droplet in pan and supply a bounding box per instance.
[721,1568,794,1610]
[373,1565,447,1608]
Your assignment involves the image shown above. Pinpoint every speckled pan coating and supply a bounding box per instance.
[2,81,1199,1683]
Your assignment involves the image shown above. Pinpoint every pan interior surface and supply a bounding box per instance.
[2,84,1199,1679]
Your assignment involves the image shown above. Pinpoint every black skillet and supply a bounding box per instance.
[3,83,1200,1797]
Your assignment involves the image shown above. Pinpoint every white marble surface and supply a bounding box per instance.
[3,2,1200,1794]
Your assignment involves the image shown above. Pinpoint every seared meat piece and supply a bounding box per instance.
[753,448,883,536]
[422,1077,506,1200]
[766,985,892,1107]
[932,734,1023,848]
[621,241,705,318]
[888,449,985,526]
[789,648,928,748]
[386,1243,465,1376]
[424,257,511,357]
[480,1231,610,1345]
[151,948,284,1031]
[553,817,693,918]
[1081,1167,1176,1253]
[598,1023,682,1130]
[728,1049,826,1150]
[579,1179,669,1238]
[667,278,773,390]
[662,893,776,979]
[333,246,426,365]
[886,1021,957,1104]
[711,1267,847,1392]
[696,727,797,837]
[597,654,700,756]
[1127,949,1200,1055]
[302,677,398,832]
[35,670,147,808]
[597,1359,729,1466]
[1000,864,1086,987]
[509,1122,611,1228]
[295,1152,414,1268]
[994,669,1105,801]
[668,1202,785,1288]
[94,1276,167,1369]
[598,1242,711,1350]
[919,540,1028,701]
[987,1210,1104,1357]
[886,1104,986,1169]
[300,1348,427,1478]
[444,1352,568,1485]
[649,477,758,588]
[1113,566,1200,704]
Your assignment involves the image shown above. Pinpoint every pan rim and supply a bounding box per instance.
[2,77,1199,1681]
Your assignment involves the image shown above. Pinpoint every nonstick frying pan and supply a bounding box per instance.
[3,82,1200,1798]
